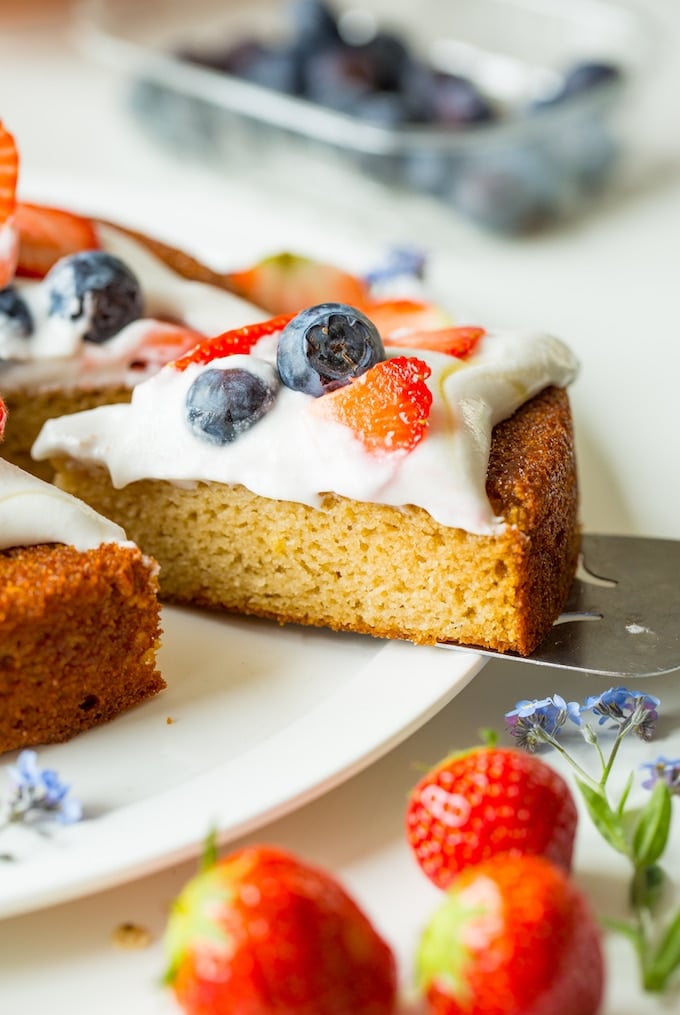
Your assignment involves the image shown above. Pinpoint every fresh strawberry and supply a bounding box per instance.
[406,746,577,890]
[310,355,433,454]
[366,298,452,340]
[164,844,397,1015]
[171,312,294,370]
[127,322,208,370]
[0,122,19,287]
[225,251,371,315]
[14,201,100,278]
[0,122,18,225]
[385,325,485,359]
[0,398,6,440]
[417,853,604,1015]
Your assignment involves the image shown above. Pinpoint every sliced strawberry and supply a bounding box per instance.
[127,322,208,370]
[311,355,433,454]
[0,122,19,287]
[14,202,100,278]
[0,397,6,440]
[171,312,295,371]
[385,324,485,358]
[366,298,452,339]
[225,251,371,315]
[0,122,18,227]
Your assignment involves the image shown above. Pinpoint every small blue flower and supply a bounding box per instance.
[363,247,427,287]
[505,694,581,751]
[4,750,82,826]
[640,756,680,794]
[584,687,660,741]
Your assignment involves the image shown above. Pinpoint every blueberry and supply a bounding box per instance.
[355,31,411,92]
[449,146,564,234]
[302,31,410,113]
[181,38,302,95]
[549,117,619,192]
[303,45,378,111]
[45,251,143,344]
[212,40,303,94]
[531,61,622,110]
[185,363,279,444]
[562,61,622,98]
[277,303,384,396]
[430,72,496,127]
[399,66,495,127]
[0,286,33,340]
[288,0,341,55]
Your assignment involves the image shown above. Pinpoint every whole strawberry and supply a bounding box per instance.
[417,853,604,1015]
[406,746,577,889]
[164,844,397,1015]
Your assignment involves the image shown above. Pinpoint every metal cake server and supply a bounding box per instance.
[438,534,680,678]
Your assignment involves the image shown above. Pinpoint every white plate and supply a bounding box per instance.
[0,608,484,918]
[0,174,484,918]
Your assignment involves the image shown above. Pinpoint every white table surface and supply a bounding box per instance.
[1,2,680,1013]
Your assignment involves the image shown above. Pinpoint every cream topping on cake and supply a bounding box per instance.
[0,458,128,550]
[0,225,264,393]
[32,328,578,534]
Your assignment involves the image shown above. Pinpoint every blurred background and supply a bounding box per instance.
[0,0,679,537]
[3,0,678,235]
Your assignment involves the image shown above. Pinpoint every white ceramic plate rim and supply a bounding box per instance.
[0,622,484,919]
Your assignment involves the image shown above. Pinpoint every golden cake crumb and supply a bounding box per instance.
[112,922,153,950]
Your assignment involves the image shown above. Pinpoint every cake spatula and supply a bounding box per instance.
[438,534,680,678]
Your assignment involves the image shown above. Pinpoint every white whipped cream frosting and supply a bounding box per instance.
[33,328,578,535]
[0,457,128,551]
[0,225,264,392]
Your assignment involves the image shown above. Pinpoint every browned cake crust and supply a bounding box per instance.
[51,386,579,657]
[1,223,241,481]
[109,224,237,291]
[0,542,164,754]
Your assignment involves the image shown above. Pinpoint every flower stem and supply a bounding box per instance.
[601,728,628,787]
[539,733,604,796]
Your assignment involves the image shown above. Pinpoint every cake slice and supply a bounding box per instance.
[0,120,264,479]
[0,400,163,754]
[34,302,580,657]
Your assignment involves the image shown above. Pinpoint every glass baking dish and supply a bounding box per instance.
[77,0,659,234]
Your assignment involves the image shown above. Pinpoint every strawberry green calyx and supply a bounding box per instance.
[416,883,490,1007]
[199,828,218,872]
[163,857,240,987]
